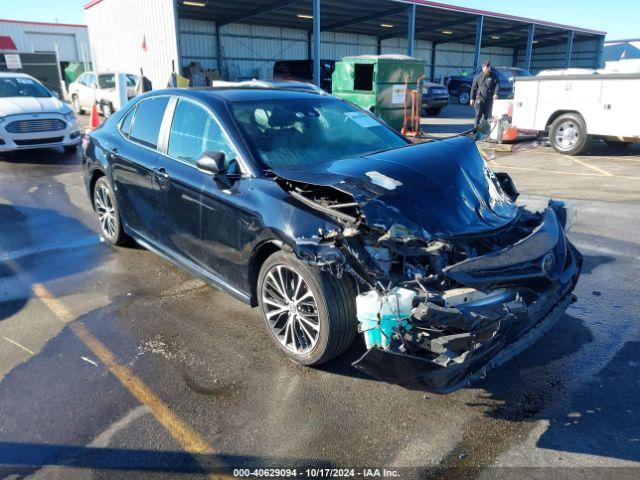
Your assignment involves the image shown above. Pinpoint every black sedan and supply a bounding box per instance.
[82,87,581,392]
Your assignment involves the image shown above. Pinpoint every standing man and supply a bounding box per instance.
[470,60,499,127]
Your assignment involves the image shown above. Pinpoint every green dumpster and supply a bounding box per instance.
[331,55,425,130]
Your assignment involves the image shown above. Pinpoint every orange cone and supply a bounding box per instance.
[88,103,100,131]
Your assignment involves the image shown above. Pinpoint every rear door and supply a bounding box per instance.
[111,95,170,242]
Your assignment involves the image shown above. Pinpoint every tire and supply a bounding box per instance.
[257,251,357,366]
[72,95,84,114]
[549,113,591,155]
[458,87,471,105]
[63,145,78,154]
[92,176,129,246]
[603,138,631,148]
[426,107,442,116]
[101,102,113,118]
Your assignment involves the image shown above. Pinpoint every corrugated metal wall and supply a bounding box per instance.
[86,0,179,89]
[179,18,515,82]
[0,20,91,64]
[515,39,601,72]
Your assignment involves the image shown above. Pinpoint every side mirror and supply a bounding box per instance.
[196,151,226,175]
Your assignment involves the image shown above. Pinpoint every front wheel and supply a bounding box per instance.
[257,251,357,366]
[549,113,591,155]
[93,176,129,246]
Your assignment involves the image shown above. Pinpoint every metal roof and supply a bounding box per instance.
[172,0,605,48]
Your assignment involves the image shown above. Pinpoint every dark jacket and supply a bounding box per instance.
[470,70,500,103]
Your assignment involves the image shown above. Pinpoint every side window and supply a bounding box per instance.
[129,96,169,149]
[77,73,87,86]
[86,73,97,88]
[119,105,137,137]
[168,99,237,169]
[98,74,115,89]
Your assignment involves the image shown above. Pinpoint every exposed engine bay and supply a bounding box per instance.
[274,137,582,392]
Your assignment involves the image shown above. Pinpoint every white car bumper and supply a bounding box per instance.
[0,113,82,152]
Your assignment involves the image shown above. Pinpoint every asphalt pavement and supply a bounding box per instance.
[0,110,638,479]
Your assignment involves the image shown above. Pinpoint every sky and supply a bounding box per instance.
[0,0,637,40]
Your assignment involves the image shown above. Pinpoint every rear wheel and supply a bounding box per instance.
[549,113,591,155]
[458,87,471,105]
[257,251,357,366]
[93,176,129,246]
[101,101,113,118]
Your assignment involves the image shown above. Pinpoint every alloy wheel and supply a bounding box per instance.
[94,184,116,240]
[459,91,470,105]
[556,120,579,150]
[261,265,320,354]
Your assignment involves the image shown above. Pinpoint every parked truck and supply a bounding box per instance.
[496,72,640,155]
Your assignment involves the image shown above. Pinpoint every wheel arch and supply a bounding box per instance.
[247,239,293,307]
[89,168,106,209]
[546,110,585,130]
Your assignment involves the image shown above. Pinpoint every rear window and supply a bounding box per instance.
[129,96,169,149]
[98,74,115,89]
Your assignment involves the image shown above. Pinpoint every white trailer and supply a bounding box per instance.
[510,73,640,155]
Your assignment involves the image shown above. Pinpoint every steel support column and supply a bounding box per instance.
[407,4,416,57]
[473,15,484,70]
[215,22,223,77]
[430,43,436,81]
[596,35,605,68]
[565,30,574,68]
[376,37,382,56]
[312,0,320,86]
[512,49,519,68]
[524,23,535,71]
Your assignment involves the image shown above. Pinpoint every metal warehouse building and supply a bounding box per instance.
[85,0,605,90]
[0,18,91,65]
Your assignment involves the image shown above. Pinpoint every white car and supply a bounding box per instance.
[0,73,81,154]
[68,71,139,118]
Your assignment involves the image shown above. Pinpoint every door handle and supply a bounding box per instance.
[153,167,170,181]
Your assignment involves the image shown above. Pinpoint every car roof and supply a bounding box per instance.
[150,87,326,104]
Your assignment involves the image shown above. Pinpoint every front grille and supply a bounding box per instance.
[14,137,64,146]
[6,118,66,133]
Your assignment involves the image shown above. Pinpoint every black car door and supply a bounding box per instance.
[110,96,169,242]
[155,96,256,294]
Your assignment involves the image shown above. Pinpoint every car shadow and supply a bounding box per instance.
[0,147,80,166]
[581,140,640,157]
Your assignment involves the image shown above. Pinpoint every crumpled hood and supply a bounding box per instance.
[274,136,518,239]
[0,96,68,117]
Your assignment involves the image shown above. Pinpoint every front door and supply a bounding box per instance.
[156,97,249,289]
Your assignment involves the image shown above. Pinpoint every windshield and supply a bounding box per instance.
[498,68,533,80]
[231,97,407,169]
[0,77,51,98]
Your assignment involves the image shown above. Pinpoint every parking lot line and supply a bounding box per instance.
[492,162,640,180]
[1,336,35,355]
[30,282,215,455]
[564,155,614,177]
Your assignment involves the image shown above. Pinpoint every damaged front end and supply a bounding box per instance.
[275,137,582,393]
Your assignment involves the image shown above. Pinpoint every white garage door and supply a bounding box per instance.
[25,32,78,62]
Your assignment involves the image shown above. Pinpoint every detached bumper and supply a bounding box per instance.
[352,207,582,393]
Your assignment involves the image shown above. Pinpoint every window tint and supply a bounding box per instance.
[119,106,137,137]
[98,74,115,89]
[126,74,139,87]
[129,96,169,149]
[168,99,237,168]
[0,77,51,98]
